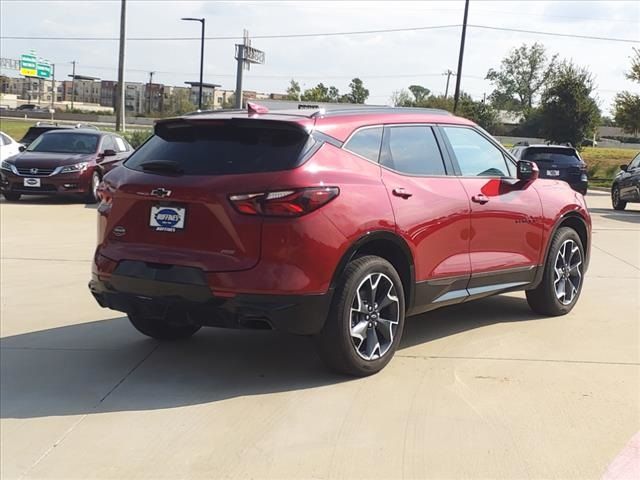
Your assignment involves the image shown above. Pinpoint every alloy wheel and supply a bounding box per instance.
[553,239,583,305]
[350,272,400,360]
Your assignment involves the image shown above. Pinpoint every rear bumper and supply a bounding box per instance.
[1,170,92,195]
[88,265,333,335]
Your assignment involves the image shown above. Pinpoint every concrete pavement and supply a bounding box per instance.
[1,191,638,479]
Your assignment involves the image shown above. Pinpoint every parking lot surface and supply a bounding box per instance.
[1,191,638,480]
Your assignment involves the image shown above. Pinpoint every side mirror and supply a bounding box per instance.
[102,149,117,157]
[517,160,539,182]
[19,145,26,152]
[620,164,628,172]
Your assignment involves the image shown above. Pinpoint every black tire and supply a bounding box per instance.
[2,192,21,201]
[85,171,101,204]
[526,227,585,316]
[315,255,405,377]
[128,313,201,340]
[612,186,626,211]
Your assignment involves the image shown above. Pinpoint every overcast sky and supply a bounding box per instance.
[1,0,639,113]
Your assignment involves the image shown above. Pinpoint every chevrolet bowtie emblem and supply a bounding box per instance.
[150,188,172,198]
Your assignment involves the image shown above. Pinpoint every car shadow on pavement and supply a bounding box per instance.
[0,195,90,206]
[1,295,541,419]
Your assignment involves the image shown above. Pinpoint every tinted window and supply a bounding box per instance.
[27,133,99,154]
[125,122,310,175]
[626,153,640,170]
[523,147,580,164]
[19,127,62,144]
[344,127,382,162]
[382,126,446,176]
[101,135,116,152]
[443,127,511,177]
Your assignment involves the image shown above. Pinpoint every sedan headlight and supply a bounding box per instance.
[60,162,89,173]
[1,160,17,173]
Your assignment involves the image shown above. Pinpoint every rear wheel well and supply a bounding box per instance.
[350,239,413,308]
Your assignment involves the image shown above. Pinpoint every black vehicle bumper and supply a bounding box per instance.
[568,180,588,195]
[88,264,333,335]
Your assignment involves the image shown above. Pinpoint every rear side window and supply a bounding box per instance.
[443,126,512,177]
[523,148,580,164]
[344,127,382,162]
[125,122,310,175]
[114,136,128,152]
[382,126,446,176]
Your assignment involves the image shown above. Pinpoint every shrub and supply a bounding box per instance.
[122,129,152,149]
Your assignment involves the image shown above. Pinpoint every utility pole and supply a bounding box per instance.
[234,42,244,109]
[443,69,455,98]
[453,0,470,113]
[51,63,56,111]
[181,17,205,110]
[70,60,76,109]
[147,71,155,114]
[115,0,127,132]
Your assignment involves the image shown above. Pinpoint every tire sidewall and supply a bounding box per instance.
[612,186,625,210]
[335,258,405,375]
[545,228,585,315]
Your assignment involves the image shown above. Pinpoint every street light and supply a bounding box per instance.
[181,17,205,110]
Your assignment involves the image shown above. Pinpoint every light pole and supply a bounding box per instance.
[453,0,470,113]
[181,17,205,110]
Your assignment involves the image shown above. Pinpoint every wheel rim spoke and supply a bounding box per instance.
[350,272,400,361]
[554,239,583,305]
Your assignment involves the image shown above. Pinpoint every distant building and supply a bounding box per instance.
[185,81,221,108]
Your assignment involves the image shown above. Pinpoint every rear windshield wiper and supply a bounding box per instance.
[139,160,184,174]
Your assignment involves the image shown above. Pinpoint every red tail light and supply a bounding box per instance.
[229,187,339,217]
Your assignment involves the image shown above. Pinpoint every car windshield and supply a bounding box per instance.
[26,132,99,154]
[523,148,580,164]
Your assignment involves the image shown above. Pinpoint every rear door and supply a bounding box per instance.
[439,126,544,289]
[377,124,471,312]
[100,119,312,272]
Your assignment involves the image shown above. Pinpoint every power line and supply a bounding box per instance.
[2,24,638,43]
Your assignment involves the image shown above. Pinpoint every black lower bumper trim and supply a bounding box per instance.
[89,273,333,336]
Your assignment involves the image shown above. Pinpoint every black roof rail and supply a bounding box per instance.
[312,106,453,118]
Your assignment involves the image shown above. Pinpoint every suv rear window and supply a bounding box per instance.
[523,148,580,164]
[125,122,311,175]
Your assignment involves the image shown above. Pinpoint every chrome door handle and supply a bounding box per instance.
[392,188,412,199]
[471,194,489,204]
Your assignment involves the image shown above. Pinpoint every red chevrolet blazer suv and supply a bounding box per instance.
[89,106,591,376]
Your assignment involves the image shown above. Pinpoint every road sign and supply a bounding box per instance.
[36,62,52,79]
[19,52,52,79]
[20,53,37,77]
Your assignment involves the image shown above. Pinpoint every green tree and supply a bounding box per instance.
[344,78,369,104]
[408,85,430,103]
[286,79,301,100]
[627,47,640,82]
[167,89,196,115]
[486,42,558,116]
[328,86,341,102]
[613,49,640,135]
[390,89,413,107]
[539,62,600,147]
[614,92,640,136]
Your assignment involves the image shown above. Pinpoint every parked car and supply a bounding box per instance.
[611,151,640,210]
[510,142,588,195]
[89,106,591,376]
[16,104,47,112]
[1,129,132,202]
[0,131,23,162]
[18,122,99,147]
